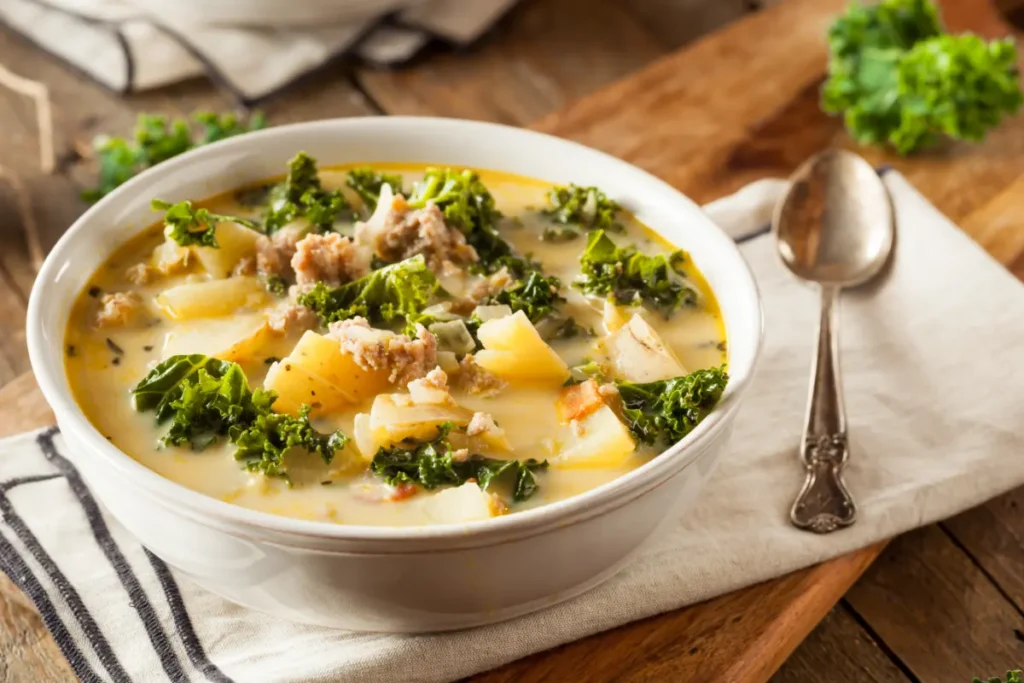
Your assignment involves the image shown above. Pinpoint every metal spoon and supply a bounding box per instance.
[772,149,894,534]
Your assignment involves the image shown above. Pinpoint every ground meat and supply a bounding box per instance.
[232,256,257,277]
[467,412,499,437]
[95,292,144,328]
[356,198,478,272]
[327,318,438,385]
[256,222,307,281]
[468,267,513,302]
[451,448,470,463]
[267,302,319,335]
[457,354,507,398]
[125,263,155,286]
[291,233,370,287]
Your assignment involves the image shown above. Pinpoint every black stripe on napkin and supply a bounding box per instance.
[37,428,190,682]
[145,549,235,683]
[0,484,132,683]
[0,534,104,683]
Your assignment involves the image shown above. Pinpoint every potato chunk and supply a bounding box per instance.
[288,331,390,404]
[161,314,272,363]
[263,361,351,417]
[192,221,262,279]
[602,314,686,383]
[368,393,472,445]
[421,483,502,524]
[156,276,268,320]
[552,405,636,469]
[475,311,570,384]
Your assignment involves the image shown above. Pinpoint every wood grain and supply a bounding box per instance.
[472,544,884,683]
[847,526,1024,682]
[0,576,74,683]
[771,606,909,683]
[355,0,668,126]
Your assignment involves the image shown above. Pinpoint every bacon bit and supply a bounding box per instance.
[557,378,605,423]
[389,482,419,501]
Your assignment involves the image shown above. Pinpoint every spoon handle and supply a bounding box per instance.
[790,285,857,533]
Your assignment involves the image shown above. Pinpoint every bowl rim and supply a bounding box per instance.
[27,116,764,545]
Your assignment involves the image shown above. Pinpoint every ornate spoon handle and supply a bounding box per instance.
[790,285,857,533]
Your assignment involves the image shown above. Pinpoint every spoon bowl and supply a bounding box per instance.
[774,149,894,287]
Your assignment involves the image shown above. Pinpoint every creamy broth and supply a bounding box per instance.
[65,163,726,526]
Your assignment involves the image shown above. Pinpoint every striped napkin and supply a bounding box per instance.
[2,172,1023,682]
[0,0,520,104]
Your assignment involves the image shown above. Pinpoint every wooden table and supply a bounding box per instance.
[2,0,1024,681]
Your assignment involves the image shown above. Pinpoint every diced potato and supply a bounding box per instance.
[475,311,570,383]
[151,238,190,275]
[407,377,451,406]
[352,413,380,462]
[369,394,473,445]
[421,483,501,524]
[471,304,513,322]
[263,360,351,417]
[161,314,272,362]
[602,300,628,334]
[552,405,636,469]
[192,221,262,279]
[601,314,686,383]
[556,379,605,423]
[156,276,268,320]
[288,331,390,404]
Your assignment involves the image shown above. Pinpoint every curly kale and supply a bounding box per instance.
[151,199,256,248]
[616,366,729,446]
[973,672,1023,683]
[574,230,695,315]
[346,167,404,213]
[408,168,510,268]
[822,0,1023,154]
[83,111,265,202]
[486,269,565,325]
[231,405,348,478]
[298,254,439,333]
[370,423,548,503]
[131,354,347,476]
[543,184,622,237]
[264,152,347,233]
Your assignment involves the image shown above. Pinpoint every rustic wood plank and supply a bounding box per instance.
[613,0,752,50]
[0,373,53,439]
[846,526,1024,682]
[471,543,884,683]
[355,0,669,125]
[0,573,73,683]
[770,606,909,683]
[943,490,1024,616]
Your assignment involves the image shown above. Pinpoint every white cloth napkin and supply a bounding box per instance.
[2,171,1023,683]
[0,0,520,103]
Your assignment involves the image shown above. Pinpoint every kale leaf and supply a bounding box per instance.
[486,269,565,324]
[370,422,548,503]
[132,354,347,476]
[616,366,729,446]
[973,672,1023,683]
[264,152,347,233]
[822,0,1023,154]
[543,184,622,234]
[152,199,256,248]
[346,167,404,213]
[574,230,695,315]
[231,405,349,477]
[407,168,509,267]
[298,254,439,332]
[82,111,265,202]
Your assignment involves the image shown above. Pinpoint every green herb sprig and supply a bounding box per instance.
[151,199,256,248]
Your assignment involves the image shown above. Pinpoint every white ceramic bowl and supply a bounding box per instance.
[28,117,763,632]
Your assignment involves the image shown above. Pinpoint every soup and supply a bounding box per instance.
[65,156,727,527]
